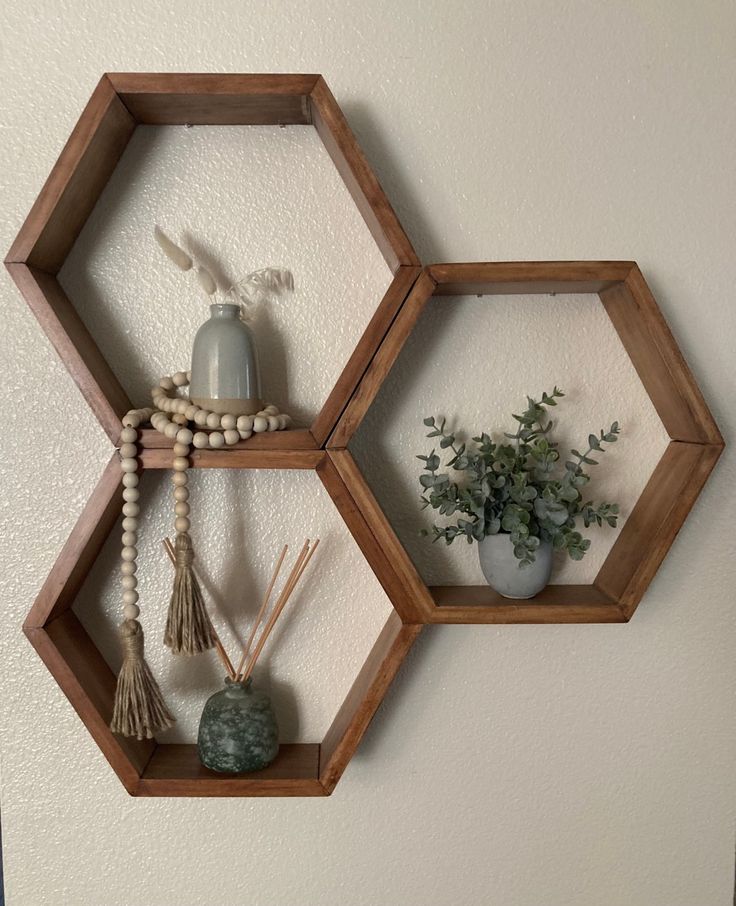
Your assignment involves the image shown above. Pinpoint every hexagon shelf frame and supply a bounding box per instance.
[4,72,421,449]
[328,262,724,625]
[23,449,421,796]
[6,72,425,797]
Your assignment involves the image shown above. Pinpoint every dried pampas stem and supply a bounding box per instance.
[164,532,217,656]
[196,266,217,295]
[110,619,175,740]
[154,225,192,271]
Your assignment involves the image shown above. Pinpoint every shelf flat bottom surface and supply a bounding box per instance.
[136,743,325,796]
[428,584,625,624]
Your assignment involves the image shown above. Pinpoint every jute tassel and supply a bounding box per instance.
[164,532,217,655]
[110,619,175,740]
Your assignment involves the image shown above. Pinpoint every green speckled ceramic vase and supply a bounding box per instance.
[197,678,279,773]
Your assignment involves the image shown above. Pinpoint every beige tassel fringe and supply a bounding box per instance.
[110,619,175,740]
[164,532,217,655]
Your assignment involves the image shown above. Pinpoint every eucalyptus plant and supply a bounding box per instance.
[417,388,621,567]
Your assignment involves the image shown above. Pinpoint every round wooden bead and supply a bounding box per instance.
[160,376,175,391]
[267,415,280,431]
[175,501,190,517]
[122,589,139,606]
[194,409,209,427]
[176,428,193,445]
[121,575,137,590]
[121,546,137,562]
[192,432,209,449]
[121,457,138,473]
[152,385,166,399]
[123,487,140,503]
[172,413,188,426]
[172,472,187,486]
[120,443,137,459]
[122,472,139,488]
[256,410,267,418]
[206,412,221,429]
[209,432,225,448]
[264,405,279,415]
[173,486,189,501]
[122,531,137,547]
[175,516,190,533]
[277,414,288,429]
[123,603,140,620]
[224,430,240,446]
[173,371,188,387]
[176,398,189,413]
[173,456,189,471]
[253,416,268,433]
[186,370,192,381]
[238,429,253,440]
[120,427,137,444]
[237,415,254,432]
[120,560,137,575]
[122,516,138,532]
[123,412,141,428]
[122,502,140,517]
[173,442,189,457]
[185,405,198,420]
[221,414,237,430]
[164,422,179,439]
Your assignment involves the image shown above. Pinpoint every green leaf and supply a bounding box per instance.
[423,417,435,427]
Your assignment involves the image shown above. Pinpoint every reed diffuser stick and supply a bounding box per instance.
[242,539,320,683]
[234,544,289,680]
[162,537,236,679]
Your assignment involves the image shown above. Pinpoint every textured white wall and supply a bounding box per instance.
[1,2,734,905]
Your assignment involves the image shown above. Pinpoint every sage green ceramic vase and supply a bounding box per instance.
[190,303,263,416]
[197,678,279,773]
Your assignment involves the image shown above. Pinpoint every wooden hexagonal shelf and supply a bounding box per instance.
[23,450,421,796]
[7,72,424,796]
[328,262,724,624]
[4,73,421,448]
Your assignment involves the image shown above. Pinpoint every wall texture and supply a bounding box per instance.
[1,2,734,905]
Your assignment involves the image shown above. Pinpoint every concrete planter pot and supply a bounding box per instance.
[478,534,553,599]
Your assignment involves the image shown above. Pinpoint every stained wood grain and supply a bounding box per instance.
[137,743,324,797]
[429,261,635,295]
[429,585,626,623]
[317,454,426,622]
[600,269,724,444]
[27,611,154,791]
[312,266,421,447]
[309,77,419,273]
[107,73,319,124]
[328,269,436,447]
[595,441,723,615]
[6,264,131,441]
[24,455,122,629]
[6,75,135,273]
[325,450,431,621]
[139,447,324,470]
[320,612,421,792]
[136,427,318,451]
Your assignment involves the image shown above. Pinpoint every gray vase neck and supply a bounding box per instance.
[209,303,240,319]
[224,676,253,696]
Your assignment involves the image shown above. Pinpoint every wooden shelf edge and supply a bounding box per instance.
[135,742,325,797]
[428,585,627,624]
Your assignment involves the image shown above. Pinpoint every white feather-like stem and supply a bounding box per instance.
[196,267,217,295]
[154,226,193,271]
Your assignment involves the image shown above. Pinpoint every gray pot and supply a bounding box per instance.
[478,534,553,599]
[190,303,263,416]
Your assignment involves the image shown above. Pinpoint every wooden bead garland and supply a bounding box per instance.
[109,373,292,739]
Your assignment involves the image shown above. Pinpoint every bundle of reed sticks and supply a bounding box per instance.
[162,537,319,680]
